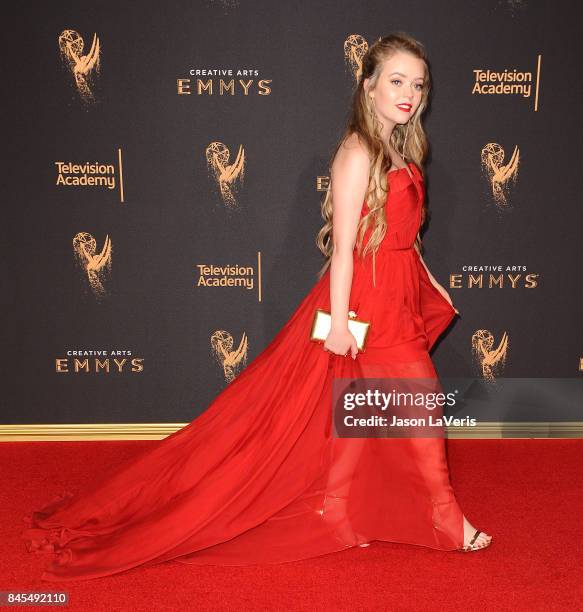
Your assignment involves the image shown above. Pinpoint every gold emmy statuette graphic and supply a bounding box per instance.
[205,142,245,208]
[344,34,369,82]
[73,232,112,298]
[472,329,509,382]
[58,29,101,101]
[211,330,248,383]
[481,143,520,208]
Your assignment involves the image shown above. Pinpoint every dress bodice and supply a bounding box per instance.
[359,161,424,252]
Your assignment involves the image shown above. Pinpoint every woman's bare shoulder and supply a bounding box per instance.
[332,133,370,178]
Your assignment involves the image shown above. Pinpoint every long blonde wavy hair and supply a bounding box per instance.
[315,32,432,286]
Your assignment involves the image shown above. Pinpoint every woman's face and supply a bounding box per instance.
[364,51,426,129]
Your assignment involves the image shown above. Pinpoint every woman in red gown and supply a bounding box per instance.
[22,33,492,582]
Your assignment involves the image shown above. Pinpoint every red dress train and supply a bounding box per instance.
[21,161,463,581]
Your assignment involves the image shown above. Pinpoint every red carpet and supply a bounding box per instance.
[2,439,581,610]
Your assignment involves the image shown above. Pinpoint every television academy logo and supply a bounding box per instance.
[196,253,263,302]
[73,232,112,299]
[55,149,126,203]
[206,141,245,208]
[481,143,520,208]
[58,29,101,102]
[472,56,543,111]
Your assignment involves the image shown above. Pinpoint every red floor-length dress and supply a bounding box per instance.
[22,161,464,582]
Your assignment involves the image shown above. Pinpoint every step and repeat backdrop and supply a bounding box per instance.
[3,1,581,425]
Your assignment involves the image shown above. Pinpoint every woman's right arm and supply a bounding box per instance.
[323,136,370,359]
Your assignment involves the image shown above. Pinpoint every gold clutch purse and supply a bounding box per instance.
[310,309,371,352]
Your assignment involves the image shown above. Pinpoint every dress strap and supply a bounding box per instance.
[372,250,376,287]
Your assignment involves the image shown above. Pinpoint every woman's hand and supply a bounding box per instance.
[323,327,358,359]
